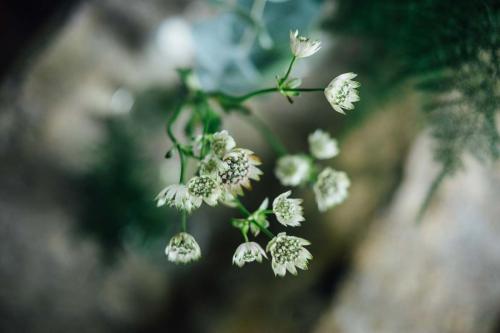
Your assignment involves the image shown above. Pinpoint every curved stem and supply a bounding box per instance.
[280,56,296,85]
[166,104,187,183]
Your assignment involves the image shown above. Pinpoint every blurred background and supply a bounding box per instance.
[0,0,499,332]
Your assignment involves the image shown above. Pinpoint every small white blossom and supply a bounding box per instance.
[187,175,221,206]
[249,198,270,236]
[266,232,312,277]
[275,155,311,187]
[313,167,350,212]
[219,148,262,195]
[272,191,305,227]
[199,153,227,177]
[211,130,236,158]
[289,30,321,58]
[308,129,339,160]
[324,73,360,114]
[232,242,267,267]
[165,232,201,264]
[156,184,199,213]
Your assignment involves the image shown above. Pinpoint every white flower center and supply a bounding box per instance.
[275,199,294,220]
[272,237,301,264]
[220,152,249,184]
[188,176,217,197]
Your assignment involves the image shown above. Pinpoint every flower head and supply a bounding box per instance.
[187,175,221,206]
[219,148,262,195]
[324,73,360,114]
[211,130,236,158]
[290,30,321,58]
[165,232,201,264]
[266,232,312,277]
[313,167,350,212]
[308,129,339,160]
[272,191,305,227]
[156,184,200,213]
[232,242,267,267]
[275,155,311,187]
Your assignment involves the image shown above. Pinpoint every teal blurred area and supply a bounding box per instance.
[0,0,498,332]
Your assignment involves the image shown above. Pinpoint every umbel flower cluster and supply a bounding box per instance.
[156,29,360,277]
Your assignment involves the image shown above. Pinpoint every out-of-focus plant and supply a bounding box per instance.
[157,30,360,276]
[324,0,499,220]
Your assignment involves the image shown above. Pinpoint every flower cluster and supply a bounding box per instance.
[275,129,350,212]
[155,28,359,278]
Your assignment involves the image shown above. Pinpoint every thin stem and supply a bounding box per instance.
[166,104,187,183]
[250,220,275,239]
[280,56,296,85]
[241,228,249,242]
[213,87,325,103]
[417,164,449,223]
[181,211,187,232]
[233,197,275,239]
[234,198,251,217]
[245,113,287,156]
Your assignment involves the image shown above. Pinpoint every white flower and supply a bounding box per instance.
[199,153,227,177]
[211,130,236,158]
[275,155,311,187]
[232,242,267,267]
[219,148,262,195]
[156,184,199,213]
[272,191,305,227]
[187,175,221,206]
[165,232,201,264]
[313,167,350,212]
[308,129,339,160]
[324,72,360,114]
[289,30,321,58]
[249,198,270,237]
[266,232,312,277]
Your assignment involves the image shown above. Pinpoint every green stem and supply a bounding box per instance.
[241,228,249,242]
[233,198,275,239]
[279,56,296,85]
[181,211,187,232]
[245,113,287,156]
[250,220,275,239]
[212,87,324,104]
[417,164,449,223]
[167,104,187,183]
[234,198,251,217]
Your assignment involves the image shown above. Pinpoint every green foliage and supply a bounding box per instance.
[79,118,169,258]
[325,0,500,216]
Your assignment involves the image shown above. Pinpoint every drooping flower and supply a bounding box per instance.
[232,242,267,267]
[289,30,321,58]
[219,148,262,195]
[308,129,339,160]
[187,175,221,206]
[211,130,236,158]
[272,191,305,227]
[274,155,311,187]
[266,232,312,277]
[313,167,350,212]
[249,198,270,236]
[324,72,360,114]
[156,184,200,213]
[165,232,201,264]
